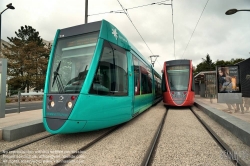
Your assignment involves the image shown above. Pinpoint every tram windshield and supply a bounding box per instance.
[49,32,99,93]
[167,65,190,91]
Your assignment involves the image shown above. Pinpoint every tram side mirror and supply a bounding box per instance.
[161,70,163,73]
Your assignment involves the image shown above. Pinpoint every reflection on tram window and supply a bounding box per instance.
[167,66,189,91]
[133,56,140,96]
[89,41,128,96]
[140,62,152,94]
[154,72,162,97]
[49,32,99,93]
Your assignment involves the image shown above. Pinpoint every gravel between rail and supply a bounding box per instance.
[1,129,111,165]
[1,104,245,165]
[0,132,50,151]
[66,102,166,166]
[152,108,234,165]
[192,106,250,165]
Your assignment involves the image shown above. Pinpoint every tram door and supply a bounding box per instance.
[132,55,145,115]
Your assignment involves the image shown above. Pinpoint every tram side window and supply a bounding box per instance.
[148,70,153,93]
[154,75,157,94]
[133,56,140,96]
[140,63,152,94]
[89,41,128,96]
[154,73,162,96]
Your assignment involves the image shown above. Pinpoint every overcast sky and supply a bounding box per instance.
[1,0,249,74]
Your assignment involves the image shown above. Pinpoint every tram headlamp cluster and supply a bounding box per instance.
[67,101,73,109]
[49,101,55,108]
[47,95,76,109]
[66,96,76,109]
[48,95,55,108]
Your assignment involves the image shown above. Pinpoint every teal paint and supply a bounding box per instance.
[81,39,104,94]
[43,20,162,133]
[69,95,132,121]
[43,30,60,118]
[99,20,131,50]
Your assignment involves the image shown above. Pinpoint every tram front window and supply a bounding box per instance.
[49,32,99,93]
[167,65,189,91]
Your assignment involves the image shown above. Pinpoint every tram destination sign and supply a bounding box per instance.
[168,66,189,71]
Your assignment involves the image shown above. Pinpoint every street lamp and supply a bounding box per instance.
[0,3,15,52]
[0,3,14,118]
[85,0,88,24]
[149,55,159,67]
[225,8,250,15]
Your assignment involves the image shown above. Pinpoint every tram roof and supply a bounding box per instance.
[56,20,159,75]
[100,20,153,69]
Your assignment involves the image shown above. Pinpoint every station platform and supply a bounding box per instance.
[195,96,250,124]
[0,109,44,141]
[0,97,250,144]
[194,95,250,147]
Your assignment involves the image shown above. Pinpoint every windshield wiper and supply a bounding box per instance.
[52,61,64,92]
[78,65,88,79]
[107,42,116,91]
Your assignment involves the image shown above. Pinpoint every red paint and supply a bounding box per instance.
[162,60,195,106]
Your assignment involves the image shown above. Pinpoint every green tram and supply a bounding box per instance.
[43,20,162,133]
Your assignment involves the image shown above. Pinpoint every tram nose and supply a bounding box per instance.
[45,94,78,120]
[171,91,187,99]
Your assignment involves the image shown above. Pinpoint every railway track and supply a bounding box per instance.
[0,126,125,165]
[0,134,54,155]
[141,107,243,166]
[141,108,168,166]
[53,124,124,166]
[190,107,246,166]
[1,106,154,165]
[2,104,243,166]
[54,106,157,166]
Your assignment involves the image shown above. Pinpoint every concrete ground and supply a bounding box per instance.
[195,96,250,124]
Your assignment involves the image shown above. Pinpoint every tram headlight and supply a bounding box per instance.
[66,101,73,109]
[48,101,55,108]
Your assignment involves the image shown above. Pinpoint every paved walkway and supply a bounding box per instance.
[195,96,250,124]
[0,109,42,129]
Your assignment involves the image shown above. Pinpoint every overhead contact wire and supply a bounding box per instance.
[171,0,176,59]
[116,0,154,56]
[89,0,170,16]
[181,0,210,58]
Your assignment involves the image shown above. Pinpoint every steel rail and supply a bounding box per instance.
[141,107,168,166]
[190,107,247,166]
[0,134,54,155]
[53,124,124,166]
[55,103,163,166]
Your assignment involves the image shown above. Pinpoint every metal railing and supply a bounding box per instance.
[17,91,44,113]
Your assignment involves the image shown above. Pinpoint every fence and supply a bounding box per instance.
[6,90,44,113]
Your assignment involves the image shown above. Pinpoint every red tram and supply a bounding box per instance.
[162,60,194,106]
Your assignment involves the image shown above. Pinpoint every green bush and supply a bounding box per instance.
[21,97,26,102]
[6,99,12,103]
